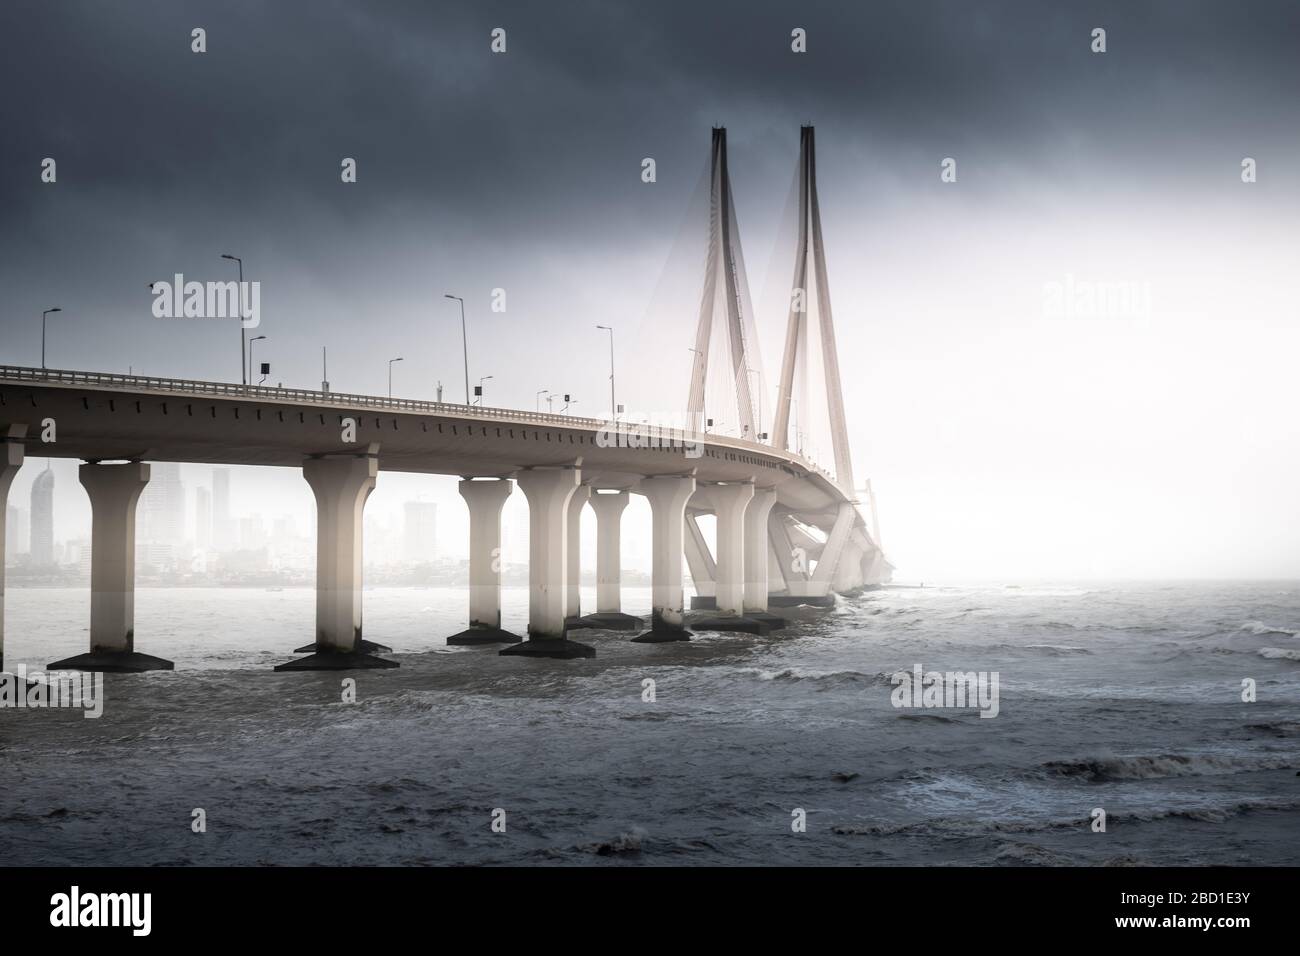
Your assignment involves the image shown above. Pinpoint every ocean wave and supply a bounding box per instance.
[1238,621,1298,638]
[1258,647,1300,661]
[739,667,892,686]
[830,797,1300,839]
[1041,753,1296,782]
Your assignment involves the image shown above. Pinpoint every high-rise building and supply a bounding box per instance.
[30,463,55,565]
[212,468,234,551]
[402,501,437,563]
[5,504,28,564]
[139,461,185,546]
[194,486,212,550]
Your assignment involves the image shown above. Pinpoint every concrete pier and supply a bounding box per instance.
[693,481,773,635]
[634,474,696,642]
[742,488,785,628]
[448,478,520,645]
[576,489,640,629]
[563,483,590,622]
[501,465,594,658]
[0,428,25,673]
[50,461,174,672]
[277,453,396,670]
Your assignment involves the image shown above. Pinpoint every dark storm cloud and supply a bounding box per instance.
[1,0,1297,385]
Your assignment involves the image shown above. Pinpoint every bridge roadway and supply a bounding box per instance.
[0,366,885,670]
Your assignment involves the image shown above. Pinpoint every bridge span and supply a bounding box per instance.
[0,124,891,670]
[0,364,886,669]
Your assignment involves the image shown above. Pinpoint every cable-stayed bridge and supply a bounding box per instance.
[0,126,890,670]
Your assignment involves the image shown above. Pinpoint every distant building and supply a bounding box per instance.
[30,463,55,565]
[212,468,234,551]
[402,501,437,563]
[5,504,28,564]
[194,486,212,550]
[139,461,185,546]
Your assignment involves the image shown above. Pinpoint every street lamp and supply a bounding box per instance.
[443,294,469,405]
[249,335,266,386]
[535,388,550,412]
[41,308,61,369]
[220,254,246,385]
[388,356,404,398]
[596,325,616,421]
[475,375,494,406]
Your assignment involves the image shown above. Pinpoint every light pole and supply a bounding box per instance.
[476,375,493,406]
[249,335,266,386]
[388,356,404,398]
[443,294,469,404]
[220,254,246,385]
[535,388,550,412]
[41,308,61,369]
[596,324,616,420]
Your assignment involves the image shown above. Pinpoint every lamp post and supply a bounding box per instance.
[596,324,616,421]
[476,375,493,406]
[41,308,62,369]
[535,388,550,412]
[443,294,469,404]
[220,254,246,385]
[249,336,266,386]
[388,356,404,398]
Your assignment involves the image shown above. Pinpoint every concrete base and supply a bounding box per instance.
[293,639,392,654]
[631,624,693,643]
[274,649,399,671]
[499,638,596,659]
[769,594,835,608]
[690,595,717,610]
[47,650,174,673]
[744,610,788,630]
[446,626,522,646]
[573,612,643,631]
[691,616,773,635]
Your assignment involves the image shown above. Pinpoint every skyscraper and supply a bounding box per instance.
[139,461,185,545]
[194,485,212,550]
[30,462,55,566]
[212,467,234,551]
[402,501,437,563]
[5,504,28,564]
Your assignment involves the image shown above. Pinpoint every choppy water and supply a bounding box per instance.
[1,582,1298,865]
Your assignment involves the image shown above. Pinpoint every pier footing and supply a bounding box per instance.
[499,638,595,659]
[447,627,522,646]
[274,648,399,671]
[691,616,773,636]
[47,650,174,673]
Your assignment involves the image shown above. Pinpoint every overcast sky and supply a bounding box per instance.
[2,0,1298,580]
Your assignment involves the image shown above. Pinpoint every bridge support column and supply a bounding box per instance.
[500,465,594,658]
[447,478,520,645]
[563,484,590,623]
[50,462,173,672]
[694,481,775,635]
[633,474,696,642]
[277,453,396,670]
[0,429,26,673]
[742,489,785,629]
[576,490,639,629]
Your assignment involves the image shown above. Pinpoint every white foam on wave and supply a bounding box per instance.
[1258,646,1300,661]
[1239,621,1298,638]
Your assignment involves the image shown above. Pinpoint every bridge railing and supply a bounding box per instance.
[0,364,841,485]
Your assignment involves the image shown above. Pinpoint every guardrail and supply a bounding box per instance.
[0,364,842,486]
